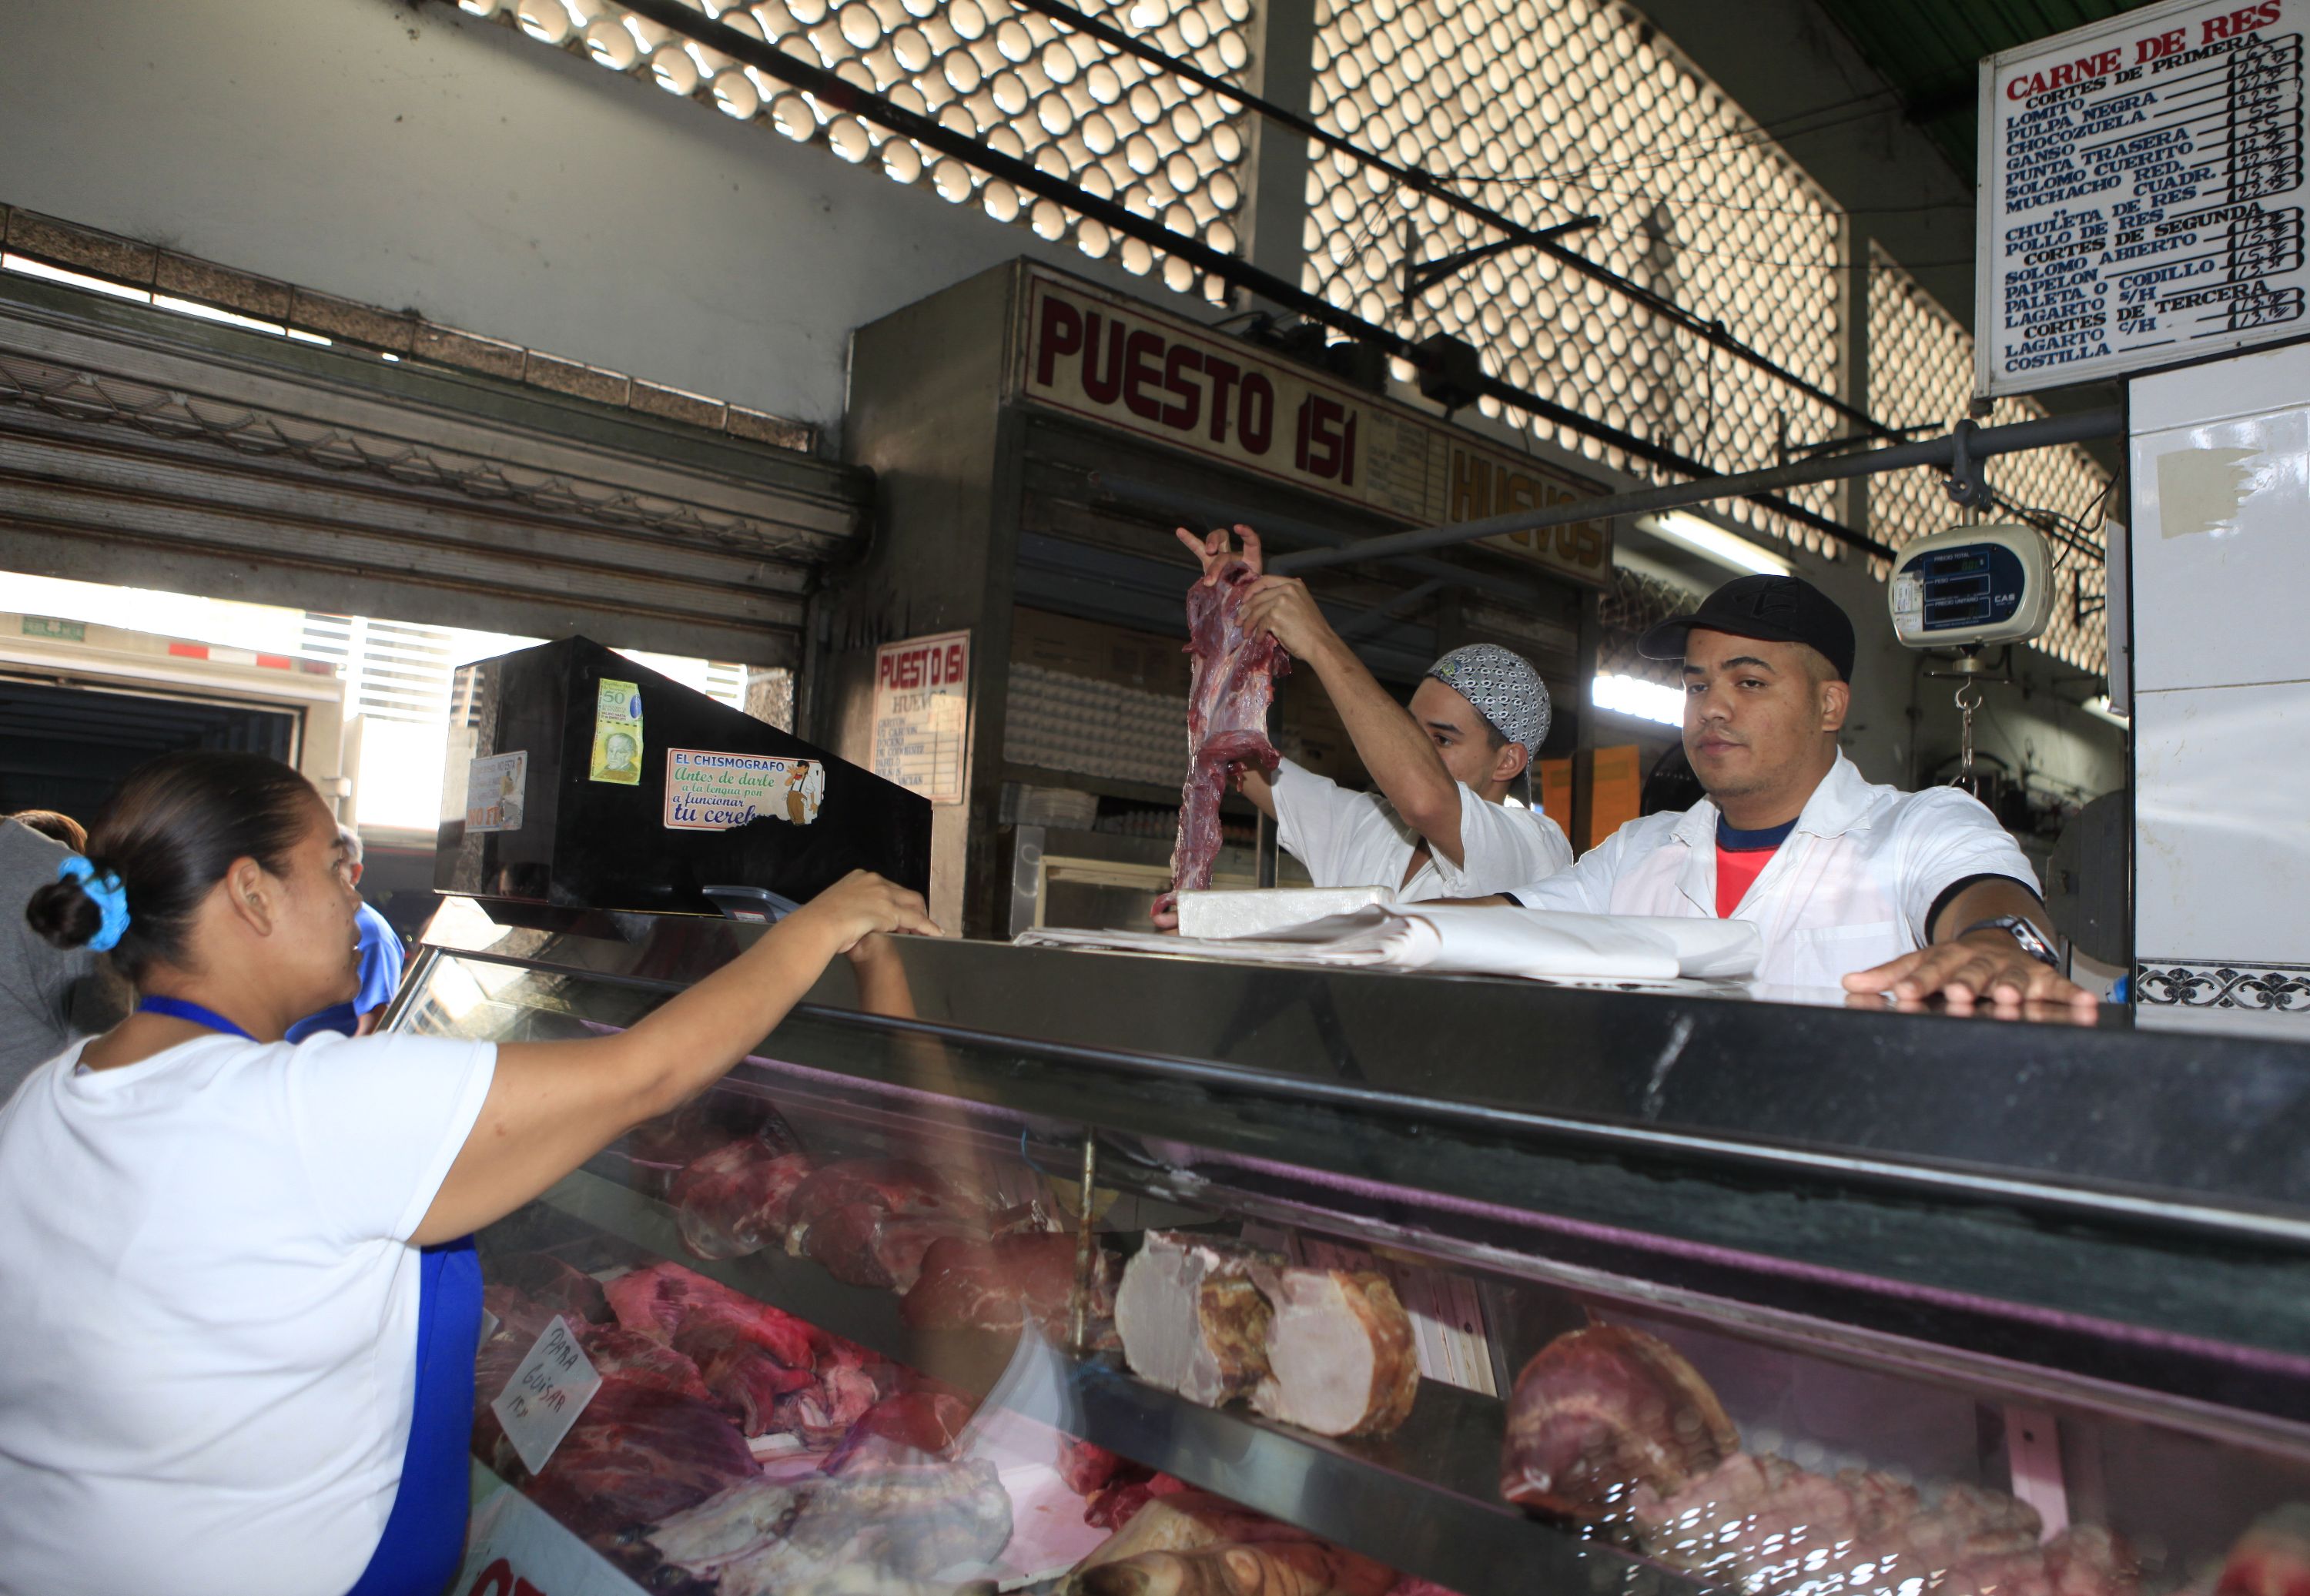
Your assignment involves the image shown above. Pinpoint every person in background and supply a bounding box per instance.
[1498,574,2094,1013]
[1170,525,1575,906]
[8,809,87,852]
[0,813,129,1099]
[286,825,405,1041]
[0,751,933,1594]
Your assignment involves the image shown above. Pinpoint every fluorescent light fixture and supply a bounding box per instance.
[380,352,401,362]
[285,327,333,346]
[2,253,152,304]
[2082,694,2130,729]
[1635,510,1793,577]
[1593,671,1684,727]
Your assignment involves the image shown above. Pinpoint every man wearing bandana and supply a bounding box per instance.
[1173,527,1574,902]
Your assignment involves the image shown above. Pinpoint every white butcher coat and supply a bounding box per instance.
[1270,758,1575,900]
[1507,754,2038,991]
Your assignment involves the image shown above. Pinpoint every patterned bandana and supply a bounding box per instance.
[1427,644,1550,756]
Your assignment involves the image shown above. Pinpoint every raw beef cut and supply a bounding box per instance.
[1250,1267,1419,1438]
[1090,1471,1190,1531]
[604,1261,819,1371]
[1116,1233,1277,1407]
[1075,1542,1395,1596]
[1163,558,1289,912]
[491,1252,611,1324]
[785,1159,955,1236]
[902,1230,1117,1334]
[626,1099,798,1198]
[802,1203,976,1292]
[671,1139,817,1260]
[1061,1438,1130,1498]
[671,1320,819,1435]
[578,1325,716,1405]
[822,1387,979,1473]
[768,1359,883,1445]
[1498,1323,1739,1517]
[509,1379,762,1542]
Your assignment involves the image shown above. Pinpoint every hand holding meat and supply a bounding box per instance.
[788,871,941,955]
[1239,577,1334,662]
[1176,524,1265,584]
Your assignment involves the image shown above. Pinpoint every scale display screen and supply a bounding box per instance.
[1912,544,2026,634]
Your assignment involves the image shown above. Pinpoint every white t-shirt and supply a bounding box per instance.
[0,1029,497,1596]
[1270,758,1575,900]
[1507,753,2038,991]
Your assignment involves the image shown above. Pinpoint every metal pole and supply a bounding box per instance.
[1269,408,2123,575]
[1070,1129,1100,1354]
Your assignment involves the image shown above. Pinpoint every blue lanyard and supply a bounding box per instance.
[136,995,256,1042]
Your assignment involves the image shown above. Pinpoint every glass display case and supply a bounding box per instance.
[399,901,2310,1596]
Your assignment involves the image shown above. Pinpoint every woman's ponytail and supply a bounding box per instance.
[18,753,318,981]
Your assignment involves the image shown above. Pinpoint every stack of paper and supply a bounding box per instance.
[1016,904,1760,983]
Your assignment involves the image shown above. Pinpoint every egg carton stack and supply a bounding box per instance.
[1005,664,1187,790]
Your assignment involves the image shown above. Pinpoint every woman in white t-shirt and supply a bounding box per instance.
[0,751,934,1596]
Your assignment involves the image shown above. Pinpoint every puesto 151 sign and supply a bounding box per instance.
[1979,0,2307,395]
[1016,269,1612,588]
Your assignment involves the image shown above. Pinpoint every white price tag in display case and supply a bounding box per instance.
[487,1316,602,1477]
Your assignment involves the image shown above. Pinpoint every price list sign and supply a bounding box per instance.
[1980,0,2308,396]
[871,630,970,805]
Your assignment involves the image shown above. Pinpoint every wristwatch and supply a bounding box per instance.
[1958,915,2060,969]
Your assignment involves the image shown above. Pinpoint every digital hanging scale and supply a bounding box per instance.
[1886,524,2054,651]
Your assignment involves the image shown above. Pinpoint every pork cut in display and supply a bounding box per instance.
[1116,1232,1278,1407]
[671,1138,818,1260]
[1498,1322,1739,1516]
[1631,1451,2137,1596]
[902,1230,1118,1334]
[1076,1490,1316,1563]
[1250,1267,1420,1439]
[1164,558,1289,910]
[1075,1541,1397,1596]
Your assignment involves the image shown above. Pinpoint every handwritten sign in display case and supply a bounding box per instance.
[1979,0,2308,396]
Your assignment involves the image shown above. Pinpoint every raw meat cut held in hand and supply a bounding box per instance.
[1250,1267,1420,1438]
[1498,1322,1739,1517]
[1163,557,1290,913]
[671,1138,817,1260]
[1116,1232,1279,1407]
[902,1230,1118,1334]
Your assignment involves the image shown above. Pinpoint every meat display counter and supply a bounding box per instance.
[397,899,2310,1596]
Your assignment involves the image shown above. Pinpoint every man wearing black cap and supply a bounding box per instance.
[1504,574,2093,1013]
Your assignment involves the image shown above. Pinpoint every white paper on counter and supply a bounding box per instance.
[1017,904,1761,982]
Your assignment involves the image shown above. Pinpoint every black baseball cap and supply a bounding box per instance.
[1638,574,1856,683]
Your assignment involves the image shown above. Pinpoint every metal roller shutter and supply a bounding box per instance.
[0,279,868,666]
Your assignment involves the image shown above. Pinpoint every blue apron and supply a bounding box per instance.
[139,999,482,1596]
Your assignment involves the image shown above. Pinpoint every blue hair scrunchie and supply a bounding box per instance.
[57,855,130,953]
